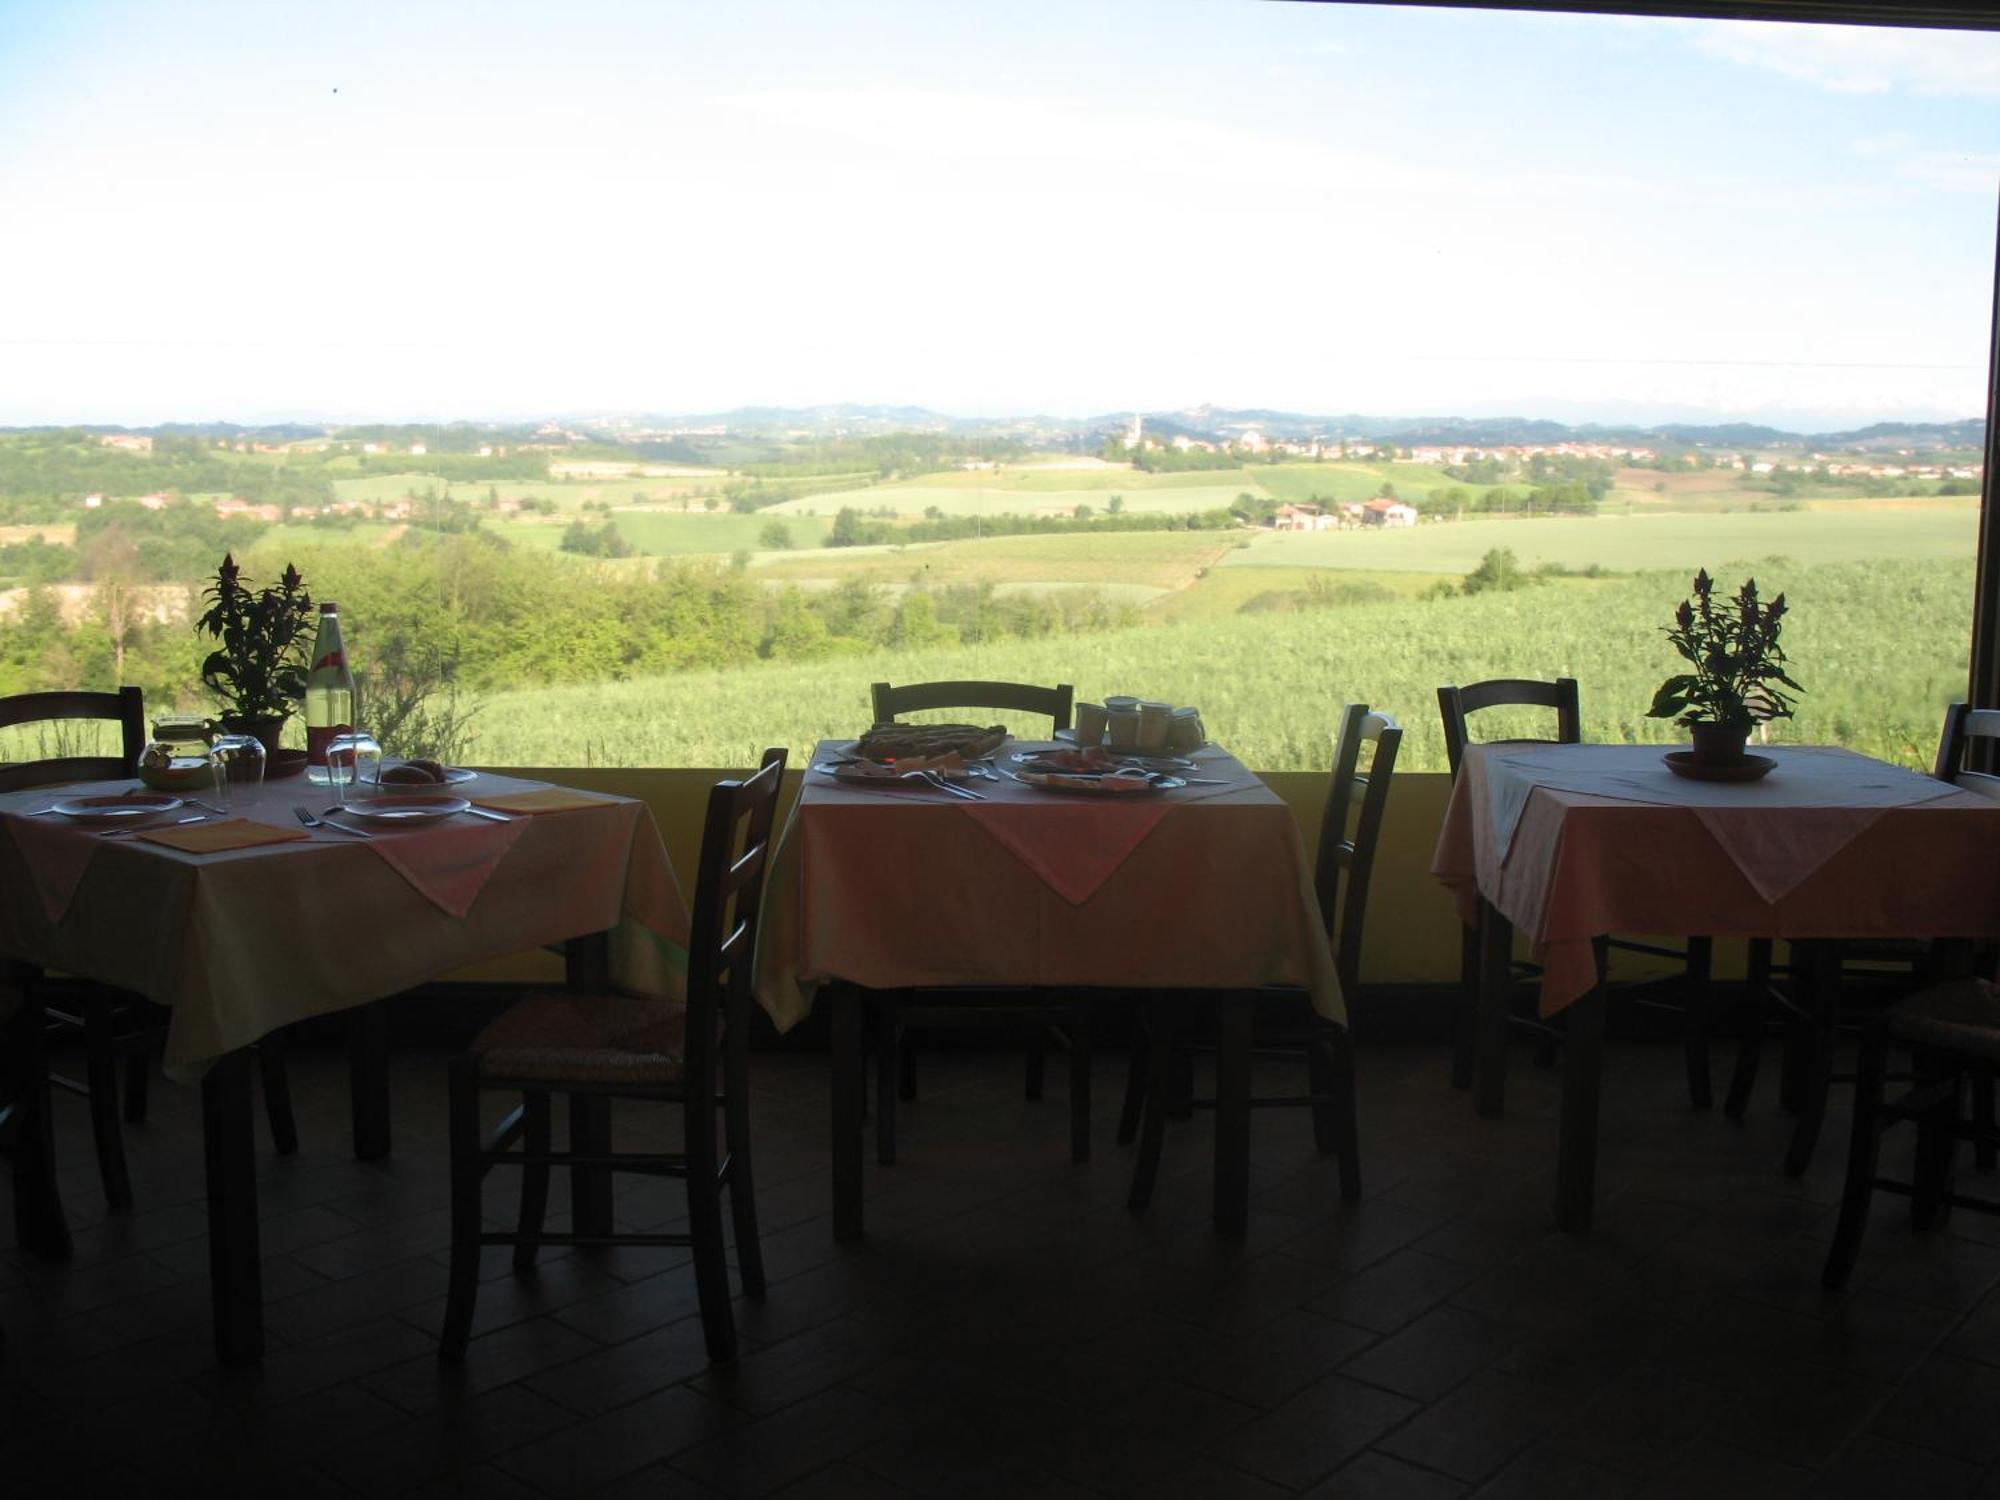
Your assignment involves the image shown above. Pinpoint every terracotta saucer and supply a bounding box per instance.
[1663,750,1776,783]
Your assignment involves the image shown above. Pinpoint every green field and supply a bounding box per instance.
[1223,505,1980,575]
[330,472,731,510]
[754,530,1236,593]
[768,482,1261,518]
[461,556,1972,773]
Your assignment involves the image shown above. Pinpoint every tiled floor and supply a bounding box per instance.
[8,1036,2000,1497]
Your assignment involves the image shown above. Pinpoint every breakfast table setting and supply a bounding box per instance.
[0,757,691,1362]
[751,713,1343,1239]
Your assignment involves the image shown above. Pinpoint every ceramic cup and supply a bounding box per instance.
[1106,706,1142,751]
[1073,702,1109,746]
[1103,695,1141,715]
[1137,701,1173,753]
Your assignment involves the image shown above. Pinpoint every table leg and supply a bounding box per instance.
[202,1048,263,1365]
[1214,991,1253,1236]
[349,1000,390,1162]
[1556,983,1606,1234]
[565,931,615,1234]
[1783,941,1840,1177]
[831,983,865,1242]
[1474,900,1512,1117]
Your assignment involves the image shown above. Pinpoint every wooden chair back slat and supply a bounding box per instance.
[871,680,1074,732]
[1935,702,2000,799]
[1313,704,1402,998]
[681,748,787,1099]
[0,687,145,793]
[1436,676,1580,777]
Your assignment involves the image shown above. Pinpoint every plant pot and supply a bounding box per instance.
[1688,723,1750,766]
[219,714,288,761]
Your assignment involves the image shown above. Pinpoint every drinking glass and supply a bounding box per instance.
[208,732,267,811]
[325,730,383,807]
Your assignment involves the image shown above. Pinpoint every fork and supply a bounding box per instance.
[293,805,373,839]
[908,770,983,801]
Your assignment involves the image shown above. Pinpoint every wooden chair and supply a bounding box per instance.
[0,688,295,1210]
[1744,703,2000,1175]
[869,680,1074,735]
[441,749,786,1365]
[1121,704,1401,1208]
[1823,975,2000,1290]
[866,680,1089,1164]
[1437,677,1723,1109]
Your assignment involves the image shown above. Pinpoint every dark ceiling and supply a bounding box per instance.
[1314,1,2000,30]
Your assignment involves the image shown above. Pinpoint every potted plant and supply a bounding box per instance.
[1646,568,1803,764]
[195,553,316,757]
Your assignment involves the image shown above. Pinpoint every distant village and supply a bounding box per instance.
[80,422,1984,527]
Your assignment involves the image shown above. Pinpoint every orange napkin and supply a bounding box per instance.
[472,789,617,815]
[137,818,311,854]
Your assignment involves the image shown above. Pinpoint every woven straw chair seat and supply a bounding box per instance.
[472,992,688,1085]
[1890,979,2000,1065]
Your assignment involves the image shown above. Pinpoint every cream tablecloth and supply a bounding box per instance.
[1432,743,2000,1015]
[753,739,1341,1026]
[0,773,688,1080]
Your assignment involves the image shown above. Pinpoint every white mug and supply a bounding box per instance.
[1106,707,1142,750]
[1073,702,1109,746]
[1137,701,1172,753]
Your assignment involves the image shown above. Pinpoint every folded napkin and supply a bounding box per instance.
[138,818,310,854]
[473,788,617,815]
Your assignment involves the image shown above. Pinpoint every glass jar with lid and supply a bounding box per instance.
[137,716,223,795]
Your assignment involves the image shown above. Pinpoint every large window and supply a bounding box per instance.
[0,2,1993,768]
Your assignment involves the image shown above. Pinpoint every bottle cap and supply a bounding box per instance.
[320,602,338,613]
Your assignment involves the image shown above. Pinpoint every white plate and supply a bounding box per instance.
[51,792,183,821]
[816,761,981,786]
[339,794,472,821]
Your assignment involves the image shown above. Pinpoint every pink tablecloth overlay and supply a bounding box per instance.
[0,773,689,1080]
[754,739,1341,1031]
[1433,743,2000,1015]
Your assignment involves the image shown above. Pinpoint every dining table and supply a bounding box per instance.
[1431,741,2000,1231]
[752,737,1342,1239]
[0,769,689,1363]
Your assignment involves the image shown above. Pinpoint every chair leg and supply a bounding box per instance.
[513,1091,550,1274]
[1127,998,1189,1213]
[1116,1028,1147,1147]
[81,998,133,1211]
[440,1056,483,1360]
[1683,936,1714,1110]
[1975,1070,1996,1174]
[897,1028,917,1102]
[1725,939,1775,1119]
[1327,1025,1361,1202]
[121,1023,153,1124]
[684,1102,736,1364]
[876,998,899,1168]
[1823,1017,1889,1290]
[1782,942,1839,1177]
[1450,922,1478,1090]
[5,995,71,1258]
[258,1029,299,1157]
[1068,1013,1091,1165]
[1912,1052,1965,1232]
[1025,1035,1046,1100]
[1307,1025,1340,1156]
[721,1010,765,1299]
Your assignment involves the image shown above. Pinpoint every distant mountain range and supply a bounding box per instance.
[12,407,1986,452]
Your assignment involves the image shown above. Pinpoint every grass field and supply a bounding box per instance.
[461,556,1972,773]
[753,530,1238,592]
[768,482,1262,518]
[330,472,732,510]
[1222,506,1979,575]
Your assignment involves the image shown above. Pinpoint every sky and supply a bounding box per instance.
[0,0,1996,431]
